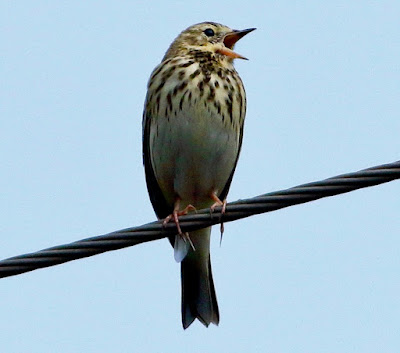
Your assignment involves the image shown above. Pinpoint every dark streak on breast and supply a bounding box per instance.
[225,96,233,124]
[198,80,204,96]
[155,94,161,114]
[214,100,221,114]
[151,60,169,81]
[208,86,215,101]
[237,91,243,117]
[179,80,188,91]
[179,90,187,110]
[190,69,201,79]
[179,61,195,68]
[178,70,186,80]
[166,92,173,112]
[162,65,177,82]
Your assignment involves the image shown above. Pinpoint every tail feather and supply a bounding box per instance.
[180,228,219,329]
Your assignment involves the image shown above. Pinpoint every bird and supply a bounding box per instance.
[142,22,255,329]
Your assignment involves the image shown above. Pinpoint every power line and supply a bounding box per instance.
[0,160,399,279]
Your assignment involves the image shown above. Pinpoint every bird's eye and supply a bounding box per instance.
[203,28,215,37]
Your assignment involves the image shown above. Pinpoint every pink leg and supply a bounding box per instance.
[162,198,196,250]
[210,192,227,239]
[210,192,227,214]
[163,199,196,233]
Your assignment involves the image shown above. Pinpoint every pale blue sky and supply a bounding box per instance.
[1,1,400,352]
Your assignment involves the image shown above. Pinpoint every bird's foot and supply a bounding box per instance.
[163,199,196,262]
[163,201,196,235]
[210,194,227,214]
[210,193,227,242]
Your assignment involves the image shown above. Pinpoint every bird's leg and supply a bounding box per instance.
[163,198,196,250]
[210,192,227,213]
[210,192,227,241]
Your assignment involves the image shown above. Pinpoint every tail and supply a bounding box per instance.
[180,227,219,329]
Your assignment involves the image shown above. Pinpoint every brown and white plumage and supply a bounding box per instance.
[142,22,254,329]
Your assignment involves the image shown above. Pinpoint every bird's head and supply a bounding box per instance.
[163,22,255,62]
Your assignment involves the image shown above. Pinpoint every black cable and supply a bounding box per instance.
[1,160,399,279]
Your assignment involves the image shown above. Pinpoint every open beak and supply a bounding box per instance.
[217,27,256,60]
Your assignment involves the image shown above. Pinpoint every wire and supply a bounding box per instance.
[0,160,399,279]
